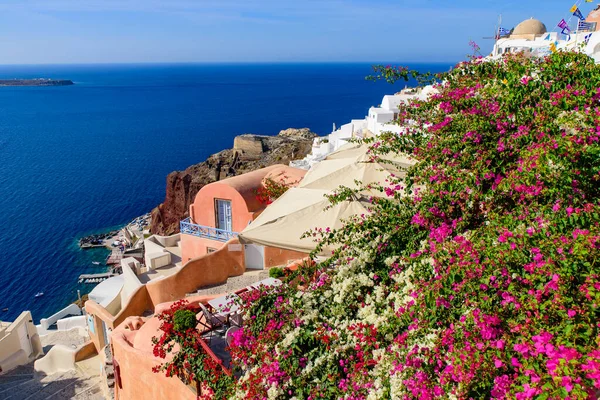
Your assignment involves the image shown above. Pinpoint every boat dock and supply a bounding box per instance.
[80,243,106,249]
[106,249,124,265]
[78,230,120,249]
[78,272,117,284]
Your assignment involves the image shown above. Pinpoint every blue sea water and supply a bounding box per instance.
[0,62,452,322]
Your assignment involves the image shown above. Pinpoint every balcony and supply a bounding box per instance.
[180,217,238,242]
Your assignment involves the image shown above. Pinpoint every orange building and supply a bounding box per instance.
[180,164,307,267]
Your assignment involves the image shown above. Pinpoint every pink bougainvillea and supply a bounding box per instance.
[225,51,600,399]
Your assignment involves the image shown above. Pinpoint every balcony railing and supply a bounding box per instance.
[180,218,238,242]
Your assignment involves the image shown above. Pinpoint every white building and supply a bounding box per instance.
[291,87,438,169]
[0,311,43,373]
[492,18,558,57]
[491,17,600,61]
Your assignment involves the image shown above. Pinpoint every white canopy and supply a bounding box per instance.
[88,275,124,308]
[239,187,371,255]
[300,144,415,196]
[325,142,369,160]
[326,143,414,163]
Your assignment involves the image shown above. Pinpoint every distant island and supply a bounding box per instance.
[0,78,74,87]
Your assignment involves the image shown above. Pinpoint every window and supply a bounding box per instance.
[207,247,217,253]
[215,199,233,231]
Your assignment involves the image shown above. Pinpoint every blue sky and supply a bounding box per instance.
[0,0,593,64]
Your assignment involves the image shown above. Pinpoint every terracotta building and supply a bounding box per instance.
[180,164,307,267]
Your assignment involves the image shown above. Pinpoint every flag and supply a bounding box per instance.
[558,19,569,30]
[558,19,572,35]
[498,27,511,37]
[570,4,578,13]
[573,7,585,20]
[586,0,593,2]
[549,42,557,53]
[584,33,593,44]
[578,21,597,31]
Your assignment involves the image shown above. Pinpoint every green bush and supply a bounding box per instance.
[268,267,284,278]
[172,309,197,333]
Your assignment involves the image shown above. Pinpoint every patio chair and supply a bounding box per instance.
[198,303,227,342]
[229,312,243,327]
[225,326,240,347]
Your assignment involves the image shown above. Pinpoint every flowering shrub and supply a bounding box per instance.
[228,51,600,399]
[152,300,234,399]
[269,267,285,279]
[173,309,196,332]
[256,176,297,205]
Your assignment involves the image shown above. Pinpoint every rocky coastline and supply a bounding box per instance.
[150,128,318,235]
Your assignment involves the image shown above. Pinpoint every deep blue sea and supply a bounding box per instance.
[0,62,452,322]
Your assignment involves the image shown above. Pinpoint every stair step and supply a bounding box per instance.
[0,377,36,397]
[0,374,34,391]
[23,373,81,400]
[0,373,34,382]
[0,363,35,377]
[1,377,44,399]
[72,378,105,400]
[3,371,76,400]
[0,360,36,393]
[0,359,107,400]
[46,376,105,400]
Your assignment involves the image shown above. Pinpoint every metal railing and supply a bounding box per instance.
[180,218,238,242]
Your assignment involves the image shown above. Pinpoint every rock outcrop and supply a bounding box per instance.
[0,79,74,86]
[150,128,317,235]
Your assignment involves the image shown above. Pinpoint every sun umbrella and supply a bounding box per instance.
[299,145,414,196]
[239,188,371,255]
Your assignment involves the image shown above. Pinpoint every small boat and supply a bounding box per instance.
[2,308,8,312]
[92,261,101,265]
[34,292,44,298]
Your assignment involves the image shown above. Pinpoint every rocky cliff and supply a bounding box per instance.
[150,128,317,235]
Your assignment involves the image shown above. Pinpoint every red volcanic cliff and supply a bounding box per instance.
[150,128,316,235]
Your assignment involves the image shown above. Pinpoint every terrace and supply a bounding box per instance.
[194,278,283,369]
[180,217,238,242]
[110,278,282,399]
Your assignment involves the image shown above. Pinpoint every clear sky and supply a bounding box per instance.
[0,0,594,64]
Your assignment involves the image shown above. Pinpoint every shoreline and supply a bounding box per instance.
[78,213,150,253]
[40,213,152,314]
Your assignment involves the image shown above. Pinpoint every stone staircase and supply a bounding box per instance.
[0,328,106,400]
[40,329,88,353]
[0,362,105,400]
[189,269,270,297]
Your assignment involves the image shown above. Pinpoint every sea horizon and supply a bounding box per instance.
[0,60,457,67]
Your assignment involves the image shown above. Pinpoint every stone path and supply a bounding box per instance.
[0,364,104,400]
[192,269,270,296]
[0,328,106,400]
[40,328,88,353]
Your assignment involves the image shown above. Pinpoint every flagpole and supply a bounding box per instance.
[558,0,584,38]
[495,14,502,53]
[576,16,579,49]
